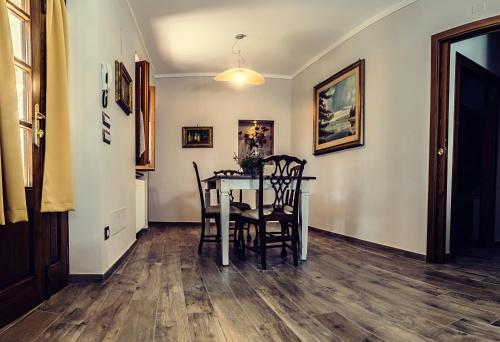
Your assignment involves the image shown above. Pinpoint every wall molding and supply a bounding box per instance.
[140,0,419,80]
[124,0,155,71]
[136,227,148,239]
[309,226,426,261]
[148,222,425,261]
[291,0,418,78]
[149,221,201,227]
[68,240,138,284]
[154,73,293,80]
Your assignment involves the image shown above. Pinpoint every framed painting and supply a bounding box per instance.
[313,59,365,155]
[238,120,274,157]
[182,126,213,148]
[115,61,133,115]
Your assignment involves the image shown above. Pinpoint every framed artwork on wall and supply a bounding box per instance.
[182,126,213,148]
[313,59,365,155]
[115,61,133,115]
[238,120,274,157]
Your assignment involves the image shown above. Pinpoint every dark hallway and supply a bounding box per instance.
[449,31,500,264]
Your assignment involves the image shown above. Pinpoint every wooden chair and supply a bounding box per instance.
[214,169,253,242]
[236,155,306,269]
[213,170,252,212]
[193,162,242,254]
[258,165,301,247]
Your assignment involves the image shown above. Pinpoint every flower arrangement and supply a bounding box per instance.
[241,123,269,150]
[233,150,263,177]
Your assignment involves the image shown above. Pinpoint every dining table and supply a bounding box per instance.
[202,174,316,266]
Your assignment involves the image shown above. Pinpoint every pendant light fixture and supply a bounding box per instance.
[214,34,265,86]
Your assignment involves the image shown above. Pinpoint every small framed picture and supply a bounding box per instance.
[115,61,133,115]
[182,127,213,148]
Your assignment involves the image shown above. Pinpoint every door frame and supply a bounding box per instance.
[427,15,500,263]
[0,0,69,328]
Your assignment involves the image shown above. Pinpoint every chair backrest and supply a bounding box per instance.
[284,165,301,207]
[193,162,206,211]
[214,170,243,176]
[214,169,243,203]
[258,155,306,220]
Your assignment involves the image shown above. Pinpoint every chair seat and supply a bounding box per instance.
[263,204,294,212]
[231,201,252,211]
[243,206,294,220]
[241,208,273,220]
[206,205,242,215]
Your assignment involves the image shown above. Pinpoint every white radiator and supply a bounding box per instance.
[136,179,147,233]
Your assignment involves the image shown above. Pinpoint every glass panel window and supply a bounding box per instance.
[7,0,29,14]
[8,10,30,64]
[8,0,33,188]
[19,127,32,187]
[15,66,30,123]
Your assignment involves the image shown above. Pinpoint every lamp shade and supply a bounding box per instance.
[214,68,265,85]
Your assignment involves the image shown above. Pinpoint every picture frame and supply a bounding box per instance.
[313,59,365,155]
[115,61,133,115]
[182,126,213,148]
[238,120,274,157]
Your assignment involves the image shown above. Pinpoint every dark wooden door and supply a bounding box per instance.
[450,53,500,254]
[0,0,68,328]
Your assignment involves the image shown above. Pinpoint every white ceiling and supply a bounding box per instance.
[127,0,414,78]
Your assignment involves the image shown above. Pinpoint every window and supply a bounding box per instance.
[7,0,32,187]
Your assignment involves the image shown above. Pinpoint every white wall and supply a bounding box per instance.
[67,0,103,274]
[291,0,500,255]
[68,0,148,274]
[148,77,292,222]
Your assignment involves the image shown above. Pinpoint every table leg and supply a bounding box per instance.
[300,190,310,261]
[220,188,230,266]
[204,188,211,233]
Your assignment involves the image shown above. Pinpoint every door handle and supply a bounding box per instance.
[33,104,45,147]
[437,148,445,156]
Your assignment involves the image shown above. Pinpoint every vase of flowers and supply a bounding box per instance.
[233,150,262,177]
[242,123,270,153]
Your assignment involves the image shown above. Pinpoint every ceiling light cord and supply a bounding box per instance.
[214,33,265,85]
[232,38,245,68]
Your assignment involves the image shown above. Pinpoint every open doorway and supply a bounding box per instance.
[427,16,500,264]
[448,43,500,262]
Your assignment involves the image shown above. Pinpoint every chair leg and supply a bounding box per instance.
[260,222,267,270]
[246,223,252,242]
[291,223,299,267]
[233,219,239,255]
[215,216,221,242]
[238,220,246,260]
[198,216,206,254]
[280,221,288,259]
[233,222,238,250]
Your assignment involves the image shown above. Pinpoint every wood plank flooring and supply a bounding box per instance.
[1,224,500,341]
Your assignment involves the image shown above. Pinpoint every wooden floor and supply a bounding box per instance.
[1,224,500,341]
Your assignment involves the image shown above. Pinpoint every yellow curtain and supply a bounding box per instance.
[0,1,28,225]
[41,0,74,212]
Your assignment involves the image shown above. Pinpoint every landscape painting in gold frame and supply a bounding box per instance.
[313,60,365,155]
